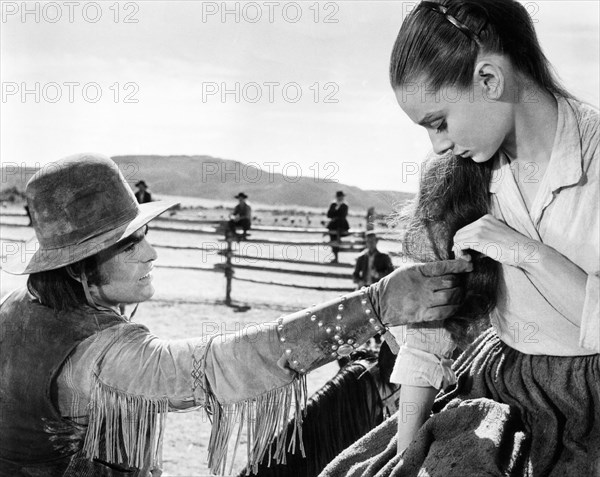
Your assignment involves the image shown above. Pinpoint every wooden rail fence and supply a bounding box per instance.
[1,212,404,305]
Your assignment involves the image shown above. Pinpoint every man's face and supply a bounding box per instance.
[90,226,157,307]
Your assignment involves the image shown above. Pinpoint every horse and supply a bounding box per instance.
[237,344,400,477]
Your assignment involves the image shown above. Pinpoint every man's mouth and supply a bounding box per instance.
[139,270,153,281]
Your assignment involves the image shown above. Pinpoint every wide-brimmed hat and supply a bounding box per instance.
[2,153,178,275]
[235,192,248,199]
[335,190,345,197]
[135,180,148,188]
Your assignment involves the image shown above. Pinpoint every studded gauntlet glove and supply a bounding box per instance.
[277,259,471,374]
[276,288,382,374]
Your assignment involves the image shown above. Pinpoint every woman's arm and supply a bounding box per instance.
[519,241,587,325]
[397,385,437,454]
[453,214,598,349]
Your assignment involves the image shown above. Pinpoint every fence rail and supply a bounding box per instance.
[1,212,404,304]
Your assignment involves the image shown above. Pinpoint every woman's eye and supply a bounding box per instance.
[435,121,447,133]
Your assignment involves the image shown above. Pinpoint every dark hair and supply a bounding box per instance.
[401,153,500,348]
[390,0,570,97]
[27,255,105,312]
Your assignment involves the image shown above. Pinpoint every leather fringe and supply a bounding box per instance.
[82,378,169,470]
[206,374,308,475]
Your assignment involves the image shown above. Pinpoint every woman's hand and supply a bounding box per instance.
[452,214,541,269]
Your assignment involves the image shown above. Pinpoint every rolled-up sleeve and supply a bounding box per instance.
[580,273,600,352]
[389,322,457,389]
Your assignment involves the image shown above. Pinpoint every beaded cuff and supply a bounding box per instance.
[275,287,384,374]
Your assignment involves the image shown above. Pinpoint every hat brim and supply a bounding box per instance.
[2,200,178,275]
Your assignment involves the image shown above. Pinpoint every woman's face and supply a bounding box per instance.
[395,80,512,163]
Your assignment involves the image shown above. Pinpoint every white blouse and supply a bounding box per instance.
[489,96,598,356]
[391,96,599,388]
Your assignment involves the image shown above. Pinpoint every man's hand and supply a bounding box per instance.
[368,259,473,326]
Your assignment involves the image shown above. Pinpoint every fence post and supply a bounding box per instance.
[216,220,235,306]
[224,235,233,306]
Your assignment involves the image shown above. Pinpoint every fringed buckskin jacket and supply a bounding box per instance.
[0,287,381,476]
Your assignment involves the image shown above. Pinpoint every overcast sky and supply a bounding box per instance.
[1,1,598,192]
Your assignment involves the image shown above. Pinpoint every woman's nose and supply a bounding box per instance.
[428,131,453,155]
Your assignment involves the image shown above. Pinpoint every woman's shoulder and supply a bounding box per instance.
[563,97,599,141]
[563,96,598,171]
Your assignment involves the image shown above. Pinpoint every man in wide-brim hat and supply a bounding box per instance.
[0,153,471,476]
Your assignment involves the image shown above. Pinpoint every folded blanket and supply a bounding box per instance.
[320,329,600,477]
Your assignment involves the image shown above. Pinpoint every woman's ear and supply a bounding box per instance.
[473,59,505,101]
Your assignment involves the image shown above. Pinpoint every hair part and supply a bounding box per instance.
[390,0,570,97]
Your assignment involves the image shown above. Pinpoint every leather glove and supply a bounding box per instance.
[367,259,472,326]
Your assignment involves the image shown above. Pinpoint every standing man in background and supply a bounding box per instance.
[326,190,350,263]
[353,231,395,288]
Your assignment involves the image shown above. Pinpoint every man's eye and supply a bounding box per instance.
[124,243,136,253]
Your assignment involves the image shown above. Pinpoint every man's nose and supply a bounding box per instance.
[428,131,453,155]
[141,239,158,262]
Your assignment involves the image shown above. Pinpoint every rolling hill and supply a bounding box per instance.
[1,155,414,213]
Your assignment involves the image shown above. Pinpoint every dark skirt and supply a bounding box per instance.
[319,329,600,477]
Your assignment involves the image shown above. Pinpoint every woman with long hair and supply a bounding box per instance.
[320,1,599,475]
